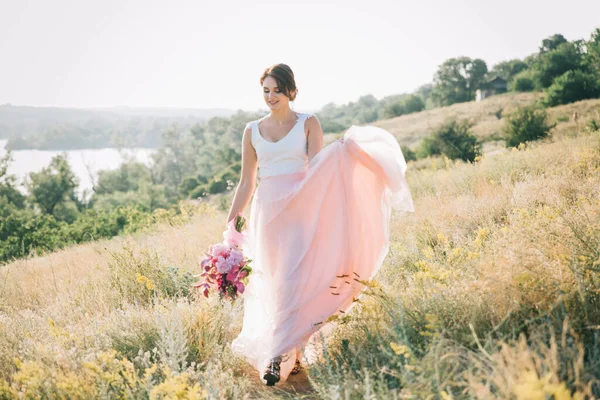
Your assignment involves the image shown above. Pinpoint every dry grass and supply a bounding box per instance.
[1,97,600,399]
[372,92,543,147]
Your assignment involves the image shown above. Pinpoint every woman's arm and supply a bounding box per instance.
[306,115,324,162]
[226,125,258,224]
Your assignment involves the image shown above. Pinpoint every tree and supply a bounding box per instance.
[151,125,202,191]
[540,34,568,53]
[431,57,488,106]
[544,70,600,107]
[25,153,80,217]
[357,94,378,108]
[383,102,406,119]
[583,28,600,77]
[503,105,555,147]
[509,70,536,92]
[534,42,583,88]
[404,95,425,114]
[490,59,528,82]
[94,162,152,195]
[417,119,481,162]
[0,150,25,208]
[415,83,433,106]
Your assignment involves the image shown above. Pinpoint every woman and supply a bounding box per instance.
[227,63,414,386]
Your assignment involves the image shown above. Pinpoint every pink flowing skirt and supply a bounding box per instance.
[231,124,414,383]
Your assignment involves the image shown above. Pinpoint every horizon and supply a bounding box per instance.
[1,0,599,112]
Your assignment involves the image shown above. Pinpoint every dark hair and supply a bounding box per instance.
[260,63,297,101]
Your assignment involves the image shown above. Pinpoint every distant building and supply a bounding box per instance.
[475,76,508,102]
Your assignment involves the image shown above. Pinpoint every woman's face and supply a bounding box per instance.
[263,76,294,110]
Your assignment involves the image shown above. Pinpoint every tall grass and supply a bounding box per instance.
[305,129,600,399]
[1,100,599,398]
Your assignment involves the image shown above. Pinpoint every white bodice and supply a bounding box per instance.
[247,112,313,179]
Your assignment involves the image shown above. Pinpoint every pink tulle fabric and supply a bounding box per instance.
[230,124,415,383]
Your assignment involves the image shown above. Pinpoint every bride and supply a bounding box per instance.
[225,63,414,386]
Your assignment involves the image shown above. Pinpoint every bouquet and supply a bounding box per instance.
[193,213,252,300]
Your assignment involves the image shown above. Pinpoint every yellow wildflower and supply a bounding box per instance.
[136,272,155,291]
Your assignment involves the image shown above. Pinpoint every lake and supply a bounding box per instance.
[0,139,156,199]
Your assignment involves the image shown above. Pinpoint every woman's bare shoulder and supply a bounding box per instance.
[305,113,321,129]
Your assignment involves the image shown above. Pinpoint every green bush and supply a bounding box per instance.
[69,208,127,242]
[416,120,481,162]
[404,95,425,114]
[533,42,583,89]
[383,95,425,119]
[383,102,406,119]
[229,161,242,174]
[401,145,417,162]
[189,184,208,199]
[217,168,238,183]
[208,179,227,195]
[0,197,72,263]
[543,70,600,107]
[178,177,199,197]
[503,105,556,147]
[509,70,536,92]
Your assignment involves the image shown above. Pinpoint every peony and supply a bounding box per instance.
[209,243,230,258]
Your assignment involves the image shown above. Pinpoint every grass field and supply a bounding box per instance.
[1,95,600,399]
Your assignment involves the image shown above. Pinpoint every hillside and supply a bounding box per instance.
[0,104,237,149]
[366,91,600,155]
[1,97,599,398]
[371,92,544,146]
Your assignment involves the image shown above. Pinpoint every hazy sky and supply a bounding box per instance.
[1,0,599,112]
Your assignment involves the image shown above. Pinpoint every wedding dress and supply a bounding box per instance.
[230,111,414,383]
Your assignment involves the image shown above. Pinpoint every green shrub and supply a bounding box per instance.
[178,177,199,197]
[503,105,556,147]
[401,145,417,162]
[229,161,242,174]
[217,169,237,183]
[0,197,74,263]
[189,184,208,199]
[509,70,536,92]
[383,102,406,119]
[383,95,425,119]
[543,70,600,107]
[208,179,227,195]
[404,95,425,114]
[416,120,481,162]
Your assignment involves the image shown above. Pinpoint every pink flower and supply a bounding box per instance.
[223,219,246,248]
[229,249,244,265]
[215,256,231,274]
[236,281,245,293]
[209,243,230,258]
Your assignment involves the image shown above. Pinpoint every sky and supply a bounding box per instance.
[1,0,599,112]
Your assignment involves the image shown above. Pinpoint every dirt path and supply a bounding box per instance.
[246,367,320,399]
